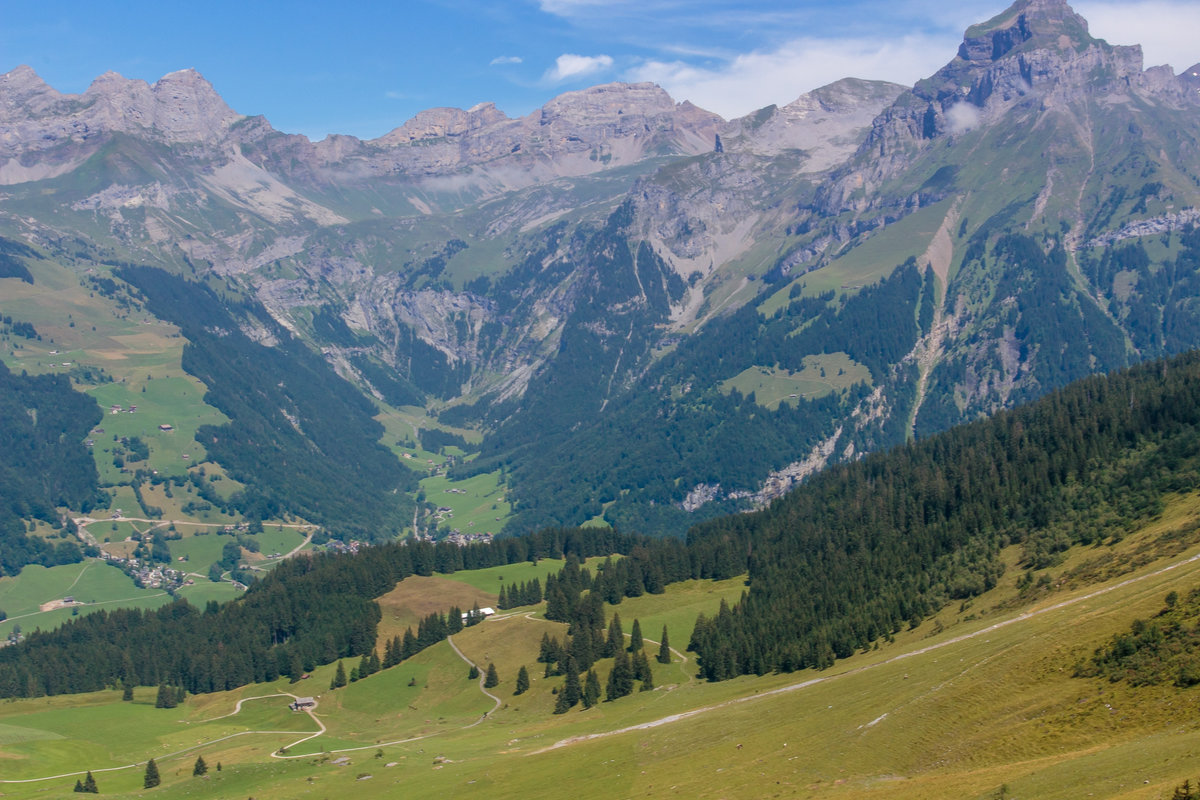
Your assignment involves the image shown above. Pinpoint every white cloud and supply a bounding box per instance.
[538,0,634,16]
[490,55,523,66]
[545,53,615,83]
[627,32,954,119]
[945,102,981,134]
[1075,0,1200,72]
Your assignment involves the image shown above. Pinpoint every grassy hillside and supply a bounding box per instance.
[4,508,1200,798]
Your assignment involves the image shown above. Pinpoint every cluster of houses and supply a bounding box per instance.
[321,539,363,555]
[109,404,138,414]
[100,551,192,592]
[443,530,493,546]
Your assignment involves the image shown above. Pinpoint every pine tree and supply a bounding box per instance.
[629,618,643,653]
[657,625,672,664]
[606,647,633,701]
[484,662,499,688]
[553,684,573,714]
[605,613,623,658]
[468,664,479,680]
[583,668,601,709]
[402,628,418,659]
[554,657,580,713]
[286,652,303,682]
[383,636,398,669]
[82,771,97,793]
[193,755,208,776]
[143,758,160,788]
[74,779,84,793]
[122,680,134,701]
[631,649,650,682]
[331,660,347,689]
[514,665,530,695]
[640,660,655,692]
[155,682,176,709]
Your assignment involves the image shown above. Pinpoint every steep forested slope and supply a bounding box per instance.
[686,350,1200,678]
[0,360,103,575]
[117,267,416,538]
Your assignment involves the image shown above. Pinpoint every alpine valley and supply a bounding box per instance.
[4,1,1200,798]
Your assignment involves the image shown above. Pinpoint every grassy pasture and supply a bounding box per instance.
[420,470,510,537]
[438,558,570,597]
[6,503,1200,797]
[797,198,953,299]
[720,354,872,407]
[0,560,165,638]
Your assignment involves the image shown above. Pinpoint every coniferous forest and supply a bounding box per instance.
[0,360,103,575]
[7,350,1200,696]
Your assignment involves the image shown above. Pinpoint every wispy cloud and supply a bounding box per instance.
[490,55,523,66]
[544,53,614,83]
[627,32,952,118]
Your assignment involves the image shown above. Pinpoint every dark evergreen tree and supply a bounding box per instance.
[155,682,176,709]
[122,680,134,701]
[82,772,97,793]
[569,628,595,672]
[657,625,672,664]
[193,755,208,776]
[606,647,633,701]
[554,656,581,713]
[514,665,530,695]
[73,779,84,793]
[631,649,650,682]
[629,618,643,653]
[582,668,601,709]
[330,660,347,689]
[402,628,418,660]
[143,758,160,788]
[468,664,479,680]
[383,636,398,669]
[484,662,499,688]
[605,613,623,658]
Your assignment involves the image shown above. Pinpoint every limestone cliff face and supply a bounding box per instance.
[298,82,722,185]
[0,66,240,160]
[629,79,903,289]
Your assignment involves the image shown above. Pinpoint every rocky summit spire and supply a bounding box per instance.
[958,0,1095,63]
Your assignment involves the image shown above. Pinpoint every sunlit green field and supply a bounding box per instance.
[6,500,1200,799]
[720,354,872,407]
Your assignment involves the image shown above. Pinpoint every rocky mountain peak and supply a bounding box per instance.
[82,68,240,142]
[0,65,53,94]
[376,101,509,146]
[1182,63,1200,95]
[0,66,64,121]
[959,0,1095,63]
[538,82,679,124]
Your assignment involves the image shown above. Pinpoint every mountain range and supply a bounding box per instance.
[1,0,1199,547]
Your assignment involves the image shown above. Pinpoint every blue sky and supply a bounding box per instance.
[1,0,1194,141]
